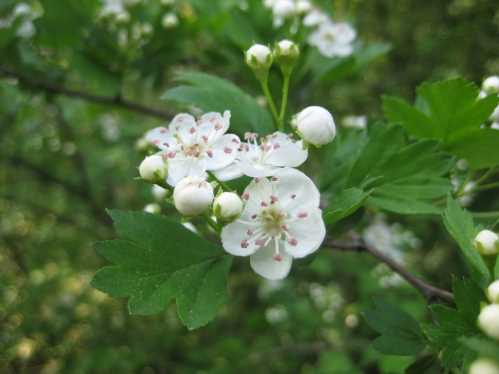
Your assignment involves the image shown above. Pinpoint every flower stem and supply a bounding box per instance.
[476,181,499,192]
[204,213,220,234]
[260,78,280,129]
[278,73,291,132]
[207,170,232,192]
[474,167,497,186]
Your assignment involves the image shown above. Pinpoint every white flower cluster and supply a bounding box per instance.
[480,75,499,130]
[471,229,499,362]
[138,103,335,279]
[0,3,40,39]
[262,0,357,58]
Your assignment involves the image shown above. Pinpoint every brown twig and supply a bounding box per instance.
[0,66,173,120]
[325,237,454,303]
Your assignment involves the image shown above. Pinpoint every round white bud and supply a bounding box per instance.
[173,177,214,216]
[213,192,243,221]
[273,0,296,18]
[488,280,499,304]
[152,184,168,201]
[478,304,499,340]
[139,155,168,183]
[245,44,273,72]
[296,0,312,13]
[483,76,499,95]
[474,230,499,256]
[274,40,300,73]
[162,12,178,28]
[144,203,161,214]
[292,106,336,146]
[469,359,499,374]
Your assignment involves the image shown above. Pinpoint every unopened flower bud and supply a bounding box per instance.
[474,230,499,256]
[469,358,499,374]
[478,304,499,340]
[488,280,499,304]
[162,12,178,28]
[483,76,499,95]
[245,44,273,80]
[292,106,336,146]
[139,155,168,183]
[213,192,243,221]
[144,203,161,214]
[296,0,312,13]
[152,185,169,201]
[273,0,296,18]
[173,177,214,216]
[274,40,300,74]
[135,136,149,151]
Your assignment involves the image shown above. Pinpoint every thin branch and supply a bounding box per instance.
[0,66,173,120]
[325,237,454,303]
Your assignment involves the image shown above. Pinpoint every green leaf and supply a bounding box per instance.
[405,355,442,374]
[383,78,499,169]
[161,71,273,135]
[461,337,499,361]
[364,300,426,356]
[442,198,490,288]
[452,278,484,326]
[324,188,369,225]
[346,125,452,215]
[495,257,499,279]
[91,210,232,330]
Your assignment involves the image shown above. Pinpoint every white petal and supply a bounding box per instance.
[205,134,240,170]
[284,209,325,258]
[145,127,178,151]
[272,168,320,211]
[169,113,198,144]
[213,161,244,181]
[240,177,273,219]
[221,220,260,256]
[239,159,279,178]
[197,111,231,143]
[166,157,207,186]
[264,132,308,167]
[250,243,293,280]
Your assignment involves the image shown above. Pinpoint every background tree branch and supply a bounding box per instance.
[0,66,174,121]
[325,236,454,303]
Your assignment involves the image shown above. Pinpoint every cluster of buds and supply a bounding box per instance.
[245,40,300,80]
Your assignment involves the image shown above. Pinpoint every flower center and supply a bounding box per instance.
[260,206,286,237]
[183,143,203,158]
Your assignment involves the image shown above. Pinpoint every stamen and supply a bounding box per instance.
[288,238,298,246]
[206,150,213,158]
[224,147,233,154]
[159,127,167,133]
[270,195,278,204]
[240,240,249,248]
[246,229,254,236]
[243,193,250,200]
[261,201,268,207]
[202,135,209,143]
[298,212,308,219]
[291,194,297,199]
[167,151,176,159]
[189,127,196,134]
[255,239,266,247]
[271,177,279,182]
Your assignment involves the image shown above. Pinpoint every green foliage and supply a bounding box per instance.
[346,125,452,215]
[162,71,274,135]
[424,278,483,369]
[383,78,499,169]
[442,198,490,287]
[91,210,232,330]
[364,300,426,356]
[462,337,499,361]
[323,187,369,225]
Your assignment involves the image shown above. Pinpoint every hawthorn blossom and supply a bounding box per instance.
[221,168,325,280]
[214,132,308,180]
[146,111,240,186]
[308,21,356,58]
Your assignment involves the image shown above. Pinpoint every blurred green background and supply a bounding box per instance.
[1,0,498,372]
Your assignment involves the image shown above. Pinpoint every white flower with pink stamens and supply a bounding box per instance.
[221,168,325,280]
[214,131,308,181]
[145,111,240,186]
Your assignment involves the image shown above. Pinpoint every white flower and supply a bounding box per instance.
[474,229,499,256]
[342,115,367,130]
[214,192,244,221]
[308,21,356,58]
[145,111,240,186]
[151,184,168,201]
[221,168,325,280]
[173,177,214,216]
[271,0,296,27]
[488,280,499,304]
[139,155,168,182]
[478,304,499,340]
[469,359,499,374]
[302,8,328,27]
[144,203,161,214]
[292,106,336,146]
[245,44,273,71]
[162,12,178,28]
[296,0,311,14]
[483,76,499,95]
[215,131,308,180]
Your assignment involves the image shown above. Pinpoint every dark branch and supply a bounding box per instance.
[325,237,454,303]
[0,66,173,121]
